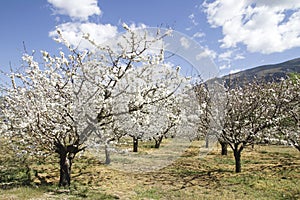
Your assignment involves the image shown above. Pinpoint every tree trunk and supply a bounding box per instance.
[205,134,209,148]
[233,144,243,173]
[25,162,31,185]
[58,152,73,187]
[105,143,111,165]
[220,141,228,155]
[154,135,163,148]
[54,141,84,187]
[133,137,138,152]
[233,150,241,173]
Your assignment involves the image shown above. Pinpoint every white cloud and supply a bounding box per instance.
[48,0,101,21]
[218,50,233,62]
[219,64,231,70]
[128,23,147,30]
[203,0,300,54]
[234,54,245,60]
[193,32,205,38]
[218,50,245,62]
[196,47,217,60]
[189,13,198,26]
[229,69,241,74]
[49,22,118,50]
[189,13,194,19]
[180,37,190,49]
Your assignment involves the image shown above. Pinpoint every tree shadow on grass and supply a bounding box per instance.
[131,167,232,192]
[0,166,32,189]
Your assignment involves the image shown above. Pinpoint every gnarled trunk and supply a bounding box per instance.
[58,152,73,187]
[55,141,84,187]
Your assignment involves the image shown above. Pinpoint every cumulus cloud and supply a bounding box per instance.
[203,0,300,54]
[48,0,101,21]
[48,0,119,51]
[49,22,118,50]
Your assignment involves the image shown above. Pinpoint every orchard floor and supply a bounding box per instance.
[0,141,299,200]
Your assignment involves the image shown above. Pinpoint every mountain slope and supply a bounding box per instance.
[222,57,300,86]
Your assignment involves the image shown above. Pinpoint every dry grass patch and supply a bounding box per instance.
[0,139,299,199]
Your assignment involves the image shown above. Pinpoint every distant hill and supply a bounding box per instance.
[221,57,300,87]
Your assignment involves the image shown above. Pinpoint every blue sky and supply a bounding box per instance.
[1,0,300,77]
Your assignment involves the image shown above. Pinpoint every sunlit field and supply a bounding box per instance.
[1,1,300,200]
[1,139,299,200]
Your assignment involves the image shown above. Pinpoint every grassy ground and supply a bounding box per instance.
[0,140,299,200]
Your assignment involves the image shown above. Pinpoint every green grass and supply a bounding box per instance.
[0,139,299,200]
[134,187,164,200]
[0,187,46,199]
